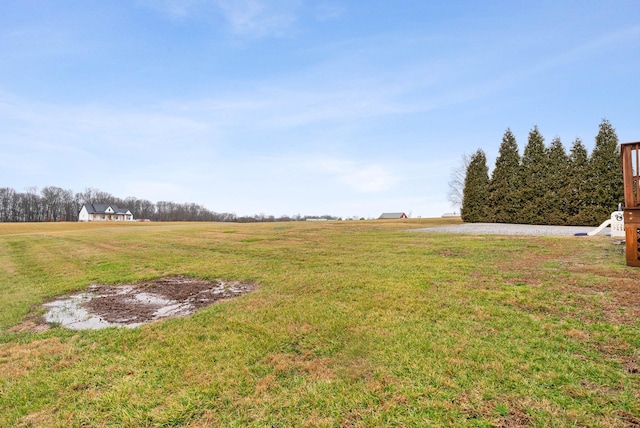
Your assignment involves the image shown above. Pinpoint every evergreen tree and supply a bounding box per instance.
[544,137,570,225]
[518,126,548,224]
[566,138,590,225]
[487,129,521,223]
[583,119,623,225]
[461,149,490,223]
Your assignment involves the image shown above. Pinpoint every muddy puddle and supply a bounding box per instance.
[42,276,255,330]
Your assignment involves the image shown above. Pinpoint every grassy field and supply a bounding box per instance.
[0,219,638,427]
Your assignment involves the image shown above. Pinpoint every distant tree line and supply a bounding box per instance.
[0,187,339,223]
[460,119,623,226]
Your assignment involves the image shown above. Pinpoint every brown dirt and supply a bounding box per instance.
[34,276,256,330]
[85,276,255,325]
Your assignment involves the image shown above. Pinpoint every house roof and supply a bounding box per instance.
[81,203,131,215]
[378,212,407,219]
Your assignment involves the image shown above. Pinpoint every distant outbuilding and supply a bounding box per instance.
[378,212,408,219]
[79,204,134,222]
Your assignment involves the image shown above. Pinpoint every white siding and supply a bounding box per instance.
[78,204,135,222]
[78,206,89,222]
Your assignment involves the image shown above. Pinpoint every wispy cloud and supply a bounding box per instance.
[452,24,640,104]
[0,95,217,189]
[0,26,83,60]
[307,157,400,193]
[1,101,209,150]
[213,0,300,37]
[314,2,346,22]
[139,0,301,37]
[136,0,203,19]
[531,24,640,73]
[158,88,400,133]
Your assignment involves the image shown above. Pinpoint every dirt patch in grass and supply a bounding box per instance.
[36,276,256,330]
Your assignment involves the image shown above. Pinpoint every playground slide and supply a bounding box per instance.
[587,219,612,236]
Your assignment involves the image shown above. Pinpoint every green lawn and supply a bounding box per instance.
[0,219,638,427]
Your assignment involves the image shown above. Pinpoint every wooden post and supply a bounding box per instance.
[620,142,640,267]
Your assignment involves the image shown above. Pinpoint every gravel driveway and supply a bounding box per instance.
[413,223,611,236]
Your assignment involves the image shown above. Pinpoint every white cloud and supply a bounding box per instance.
[139,0,301,37]
[118,179,195,203]
[136,0,202,19]
[342,164,398,193]
[307,157,400,193]
[314,2,346,21]
[0,90,463,218]
[0,95,220,194]
[213,0,300,37]
[1,97,211,149]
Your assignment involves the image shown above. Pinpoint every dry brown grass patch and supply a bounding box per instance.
[0,337,76,381]
[265,352,336,382]
[16,408,58,428]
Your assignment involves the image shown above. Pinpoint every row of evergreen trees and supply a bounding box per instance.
[461,119,623,226]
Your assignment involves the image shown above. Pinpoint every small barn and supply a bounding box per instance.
[378,212,408,219]
[79,204,134,222]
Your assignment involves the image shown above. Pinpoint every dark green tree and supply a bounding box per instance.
[461,149,490,223]
[544,137,570,225]
[582,119,623,225]
[566,138,590,225]
[518,126,548,224]
[487,129,522,223]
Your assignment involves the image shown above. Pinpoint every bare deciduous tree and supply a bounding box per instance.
[447,153,470,210]
[0,186,339,223]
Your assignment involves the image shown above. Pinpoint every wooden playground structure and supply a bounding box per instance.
[620,141,640,267]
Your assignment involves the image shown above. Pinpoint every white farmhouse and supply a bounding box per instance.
[78,204,134,222]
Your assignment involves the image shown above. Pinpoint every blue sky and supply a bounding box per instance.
[1,1,639,219]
